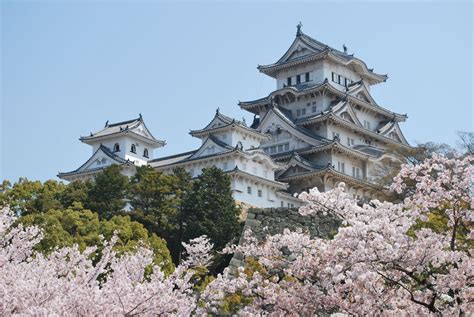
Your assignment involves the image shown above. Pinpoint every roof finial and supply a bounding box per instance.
[343,44,348,54]
[216,107,220,114]
[139,113,142,119]
[105,120,109,127]
[296,22,303,36]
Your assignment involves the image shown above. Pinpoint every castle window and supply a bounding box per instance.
[363,120,371,130]
[113,143,120,152]
[281,201,284,207]
[312,105,317,113]
[247,186,252,194]
[305,72,310,82]
[143,148,149,158]
[352,167,361,179]
[301,108,306,115]
[296,109,301,116]
[258,189,262,197]
[332,72,336,82]
[131,144,136,153]
[287,77,292,86]
[296,74,301,84]
[337,162,345,173]
[284,143,290,151]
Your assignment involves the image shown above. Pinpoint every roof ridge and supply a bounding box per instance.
[149,149,197,162]
[107,116,141,128]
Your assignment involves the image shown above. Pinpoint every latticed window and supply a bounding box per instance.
[143,148,149,158]
[113,143,120,152]
[131,144,136,153]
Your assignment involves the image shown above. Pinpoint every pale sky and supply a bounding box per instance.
[1,1,473,182]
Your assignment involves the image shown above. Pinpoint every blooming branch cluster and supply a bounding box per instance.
[0,206,214,315]
[203,155,473,316]
[1,155,472,315]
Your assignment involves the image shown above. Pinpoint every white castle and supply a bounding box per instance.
[59,25,410,208]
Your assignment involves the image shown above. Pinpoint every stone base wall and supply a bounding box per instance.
[229,207,340,270]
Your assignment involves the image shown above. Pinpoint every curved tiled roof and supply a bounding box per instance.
[80,115,165,146]
[239,81,407,121]
[58,144,130,178]
[257,30,387,84]
[258,106,331,144]
[190,111,267,140]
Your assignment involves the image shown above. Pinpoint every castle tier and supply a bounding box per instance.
[58,115,165,182]
[239,25,411,200]
[149,110,300,208]
[59,25,411,206]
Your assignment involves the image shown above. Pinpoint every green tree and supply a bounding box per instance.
[19,207,174,274]
[59,180,92,209]
[86,164,129,219]
[0,178,64,215]
[182,167,241,251]
[128,166,180,235]
[167,167,192,263]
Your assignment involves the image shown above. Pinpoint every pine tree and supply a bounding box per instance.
[182,167,241,251]
[128,165,181,236]
[86,164,129,219]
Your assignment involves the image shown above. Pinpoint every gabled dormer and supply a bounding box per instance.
[190,109,269,150]
[257,24,388,90]
[79,114,165,165]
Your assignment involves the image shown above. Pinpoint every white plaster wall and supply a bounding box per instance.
[232,178,296,208]
[280,94,325,119]
[325,60,361,88]
[330,152,365,179]
[90,136,152,166]
[235,156,275,181]
[353,109,378,133]
[123,137,149,166]
[158,156,292,208]
[275,60,325,89]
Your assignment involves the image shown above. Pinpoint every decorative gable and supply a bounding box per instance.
[276,37,324,65]
[257,108,324,147]
[380,122,409,145]
[332,102,363,127]
[286,43,315,62]
[188,136,233,159]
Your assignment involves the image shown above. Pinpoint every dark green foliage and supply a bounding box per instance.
[19,207,174,274]
[163,167,192,263]
[182,167,241,251]
[86,165,129,219]
[2,164,243,272]
[59,180,92,209]
[128,166,182,236]
[0,178,65,215]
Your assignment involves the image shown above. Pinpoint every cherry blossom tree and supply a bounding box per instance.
[1,155,472,316]
[0,206,213,315]
[202,154,473,316]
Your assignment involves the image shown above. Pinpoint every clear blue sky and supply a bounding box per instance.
[1,1,473,182]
